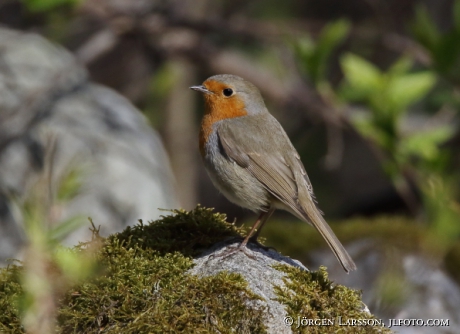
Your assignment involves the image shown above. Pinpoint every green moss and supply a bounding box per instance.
[0,263,23,333]
[274,265,391,334]
[112,205,246,257]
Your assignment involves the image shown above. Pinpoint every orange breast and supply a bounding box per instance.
[199,80,247,156]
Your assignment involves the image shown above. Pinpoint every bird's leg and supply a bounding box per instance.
[211,208,275,260]
[241,208,275,248]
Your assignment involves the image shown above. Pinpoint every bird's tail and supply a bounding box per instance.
[300,201,357,273]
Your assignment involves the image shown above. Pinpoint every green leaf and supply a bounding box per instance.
[294,20,350,84]
[341,53,382,95]
[295,36,316,57]
[399,126,455,161]
[388,57,413,76]
[411,5,440,51]
[312,19,351,84]
[294,36,315,79]
[387,71,436,111]
[57,166,82,202]
[320,19,351,47]
[316,19,351,65]
[351,114,390,148]
[411,1,460,75]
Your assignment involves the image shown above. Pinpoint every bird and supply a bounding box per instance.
[190,74,356,273]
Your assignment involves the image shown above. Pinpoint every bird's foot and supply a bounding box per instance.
[210,242,257,260]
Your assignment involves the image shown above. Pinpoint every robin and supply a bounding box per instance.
[190,74,356,273]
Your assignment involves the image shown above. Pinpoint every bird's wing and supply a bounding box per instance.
[217,115,308,219]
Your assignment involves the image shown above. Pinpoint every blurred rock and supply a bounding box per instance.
[312,242,460,334]
[0,28,179,265]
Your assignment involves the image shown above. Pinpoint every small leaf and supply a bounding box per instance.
[388,57,413,76]
[294,20,350,84]
[411,5,440,51]
[341,53,382,95]
[311,19,351,83]
[316,19,351,62]
[387,71,436,112]
[295,36,316,57]
[294,36,316,79]
[351,114,390,148]
[399,126,455,160]
[320,19,351,47]
[57,166,82,202]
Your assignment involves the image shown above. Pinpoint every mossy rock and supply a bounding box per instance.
[0,206,390,333]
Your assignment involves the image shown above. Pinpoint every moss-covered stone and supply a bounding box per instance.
[111,205,246,257]
[274,265,391,333]
[0,206,384,333]
[0,263,23,333]
[57,251,266,333]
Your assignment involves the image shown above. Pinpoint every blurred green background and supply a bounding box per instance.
[1,0,460,324]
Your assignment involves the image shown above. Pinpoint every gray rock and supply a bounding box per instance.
[0,28,179,264]
[189,240,307,334]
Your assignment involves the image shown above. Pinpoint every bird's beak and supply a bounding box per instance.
[190,85,213,95]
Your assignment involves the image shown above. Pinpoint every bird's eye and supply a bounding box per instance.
[223,88,233,97]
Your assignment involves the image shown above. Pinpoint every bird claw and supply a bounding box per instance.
[209,243,257,260]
